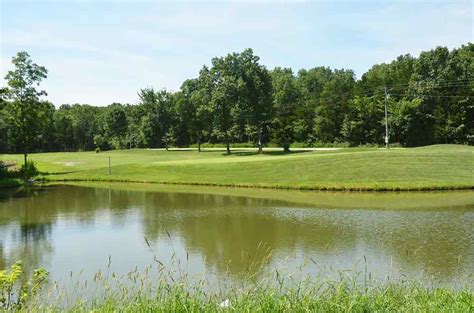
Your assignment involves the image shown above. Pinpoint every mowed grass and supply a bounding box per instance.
[1,144,473,191]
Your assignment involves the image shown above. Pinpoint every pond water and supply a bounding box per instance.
[0,183,473,290]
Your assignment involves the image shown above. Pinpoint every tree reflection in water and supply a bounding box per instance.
[0,185,472,287]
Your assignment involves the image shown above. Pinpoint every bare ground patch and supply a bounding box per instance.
[53,161,82,167]
[2,160,20,171]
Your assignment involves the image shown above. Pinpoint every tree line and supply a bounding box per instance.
[1,43,473,156]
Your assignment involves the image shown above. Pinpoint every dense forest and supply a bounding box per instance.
[1,43,473,154]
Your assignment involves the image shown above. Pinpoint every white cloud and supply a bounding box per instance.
[1,1,472,106]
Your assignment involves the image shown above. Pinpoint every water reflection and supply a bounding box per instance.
[0,185,472,287]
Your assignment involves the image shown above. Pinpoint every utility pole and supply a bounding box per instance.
[384,86,389,149]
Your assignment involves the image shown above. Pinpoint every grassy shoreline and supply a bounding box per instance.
[1,144,473,191]
[16,257,474,311]
[0,178,23,188]
[40,177,474,191]
[24,264,473,312]
[39,283,473,312]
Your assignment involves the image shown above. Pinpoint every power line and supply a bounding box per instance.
[380,78,474,89]
[388,93,473,98]
[300,78,473,104]
[387,82,473,91]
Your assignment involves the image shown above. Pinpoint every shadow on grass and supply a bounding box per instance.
[165,148,196,152]
[39,170,82,176]
[221,150,311,157]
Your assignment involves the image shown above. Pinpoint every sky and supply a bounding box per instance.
[0,0,472,106]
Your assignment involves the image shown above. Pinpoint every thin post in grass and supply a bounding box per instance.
[384,86,390,149]
[108,157,111,175]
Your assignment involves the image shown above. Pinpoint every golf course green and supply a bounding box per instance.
[1,144,472,191]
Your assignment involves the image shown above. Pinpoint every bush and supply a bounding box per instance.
[95,147,101,154]
[0,261,48,310]
[0,161,8,179]
[19,161,38,179]
[467,134,474,146]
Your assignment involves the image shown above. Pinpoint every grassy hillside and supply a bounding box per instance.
[1,145,473,191]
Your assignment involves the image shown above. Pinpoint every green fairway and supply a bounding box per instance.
[1,144,473,191]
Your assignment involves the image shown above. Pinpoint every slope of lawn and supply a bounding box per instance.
[1,144,473,190]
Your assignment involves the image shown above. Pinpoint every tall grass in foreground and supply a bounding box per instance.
[26,252,473,312]
[34,272,473,312]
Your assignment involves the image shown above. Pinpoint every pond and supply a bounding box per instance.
[0,183,473,291]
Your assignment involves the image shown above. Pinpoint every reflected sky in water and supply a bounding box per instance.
[0,184,472,289]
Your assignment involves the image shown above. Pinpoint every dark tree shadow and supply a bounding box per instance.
[221,150,311,157]
[39,170,82,175]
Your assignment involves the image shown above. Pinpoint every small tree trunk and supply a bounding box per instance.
[197,134,201,152]
[23,136,29,180]
[257,128,263,154]
[23,152,28,180]
[283,144,290,153]
[225,133,231,154]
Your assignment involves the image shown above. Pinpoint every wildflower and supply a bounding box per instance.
[219,299,231,308]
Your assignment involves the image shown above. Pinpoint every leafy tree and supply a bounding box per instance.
[3,52,47,175]
[295,67,333,145]
[125,104,145,149]
[69,104,98,151]
[138,88,175,148]
[209,56,240,154]
[237,49,273,153]
[389,98,436,147]
[34,101,55,152]
[314,70,355,142]
[342,96,384,145]
[1,44,472,155]
[162,129,177,151]
[0,88,10,153]
[270,67,299,152]
[53,105,74,151]
[177,75,212,152]
[104,103,127,149]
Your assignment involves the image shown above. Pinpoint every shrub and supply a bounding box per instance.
[95,147,101,154]
[0,261,48,310]
[467,134,474,146]
[0,161,8,179]
[19,161,38,179]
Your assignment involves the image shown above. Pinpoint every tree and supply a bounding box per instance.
[0,88,10,153]
[209,56,240,154]
[295,67,333,144]
[162,129,176,151]
[270,67,299,152]
[177,75,213,152]
[125,104,145,149]
[0,44,471,156]
[389,98,436,147]
[69,104,99,151]
[409,45,473,145]
[237,49,273,153]
[341,96,384,145]
[53,105,74,151]
[3,52,47,176]
[138,88,175,148]
[103,103,128,149]
[314,69,355,142]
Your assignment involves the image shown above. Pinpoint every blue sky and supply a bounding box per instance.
[1,0,472,106]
